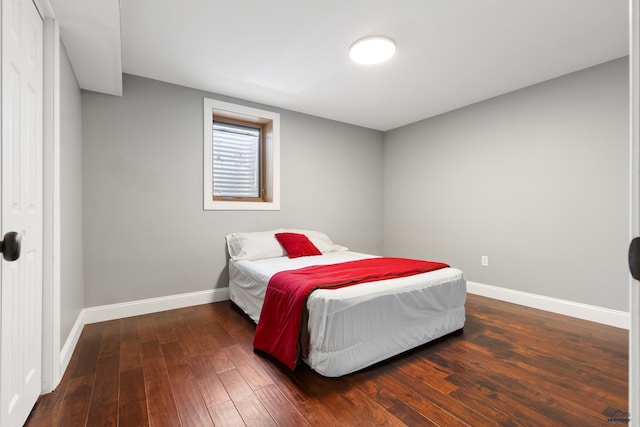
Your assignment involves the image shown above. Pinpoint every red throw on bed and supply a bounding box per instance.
[253,257,449,370]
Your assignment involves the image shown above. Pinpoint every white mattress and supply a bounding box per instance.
[229,251,466,377]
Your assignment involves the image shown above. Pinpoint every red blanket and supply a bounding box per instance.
[253,257,449,370]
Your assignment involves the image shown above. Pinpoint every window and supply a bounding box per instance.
[203,98,280,210]
[213,121,262,199]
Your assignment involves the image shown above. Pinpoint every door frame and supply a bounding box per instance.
[629,0,639,425]
[32,0,60,394]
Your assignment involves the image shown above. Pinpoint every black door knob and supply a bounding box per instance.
[629,237,640,280]
[0,231,21,262]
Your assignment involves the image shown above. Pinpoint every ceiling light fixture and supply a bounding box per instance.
[349,36,396,65]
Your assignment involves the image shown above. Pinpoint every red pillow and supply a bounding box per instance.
[275,232,322,258]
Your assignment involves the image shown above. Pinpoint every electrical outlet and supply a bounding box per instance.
[481,256,489,267]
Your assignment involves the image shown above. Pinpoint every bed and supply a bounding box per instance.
[226,229,466,377]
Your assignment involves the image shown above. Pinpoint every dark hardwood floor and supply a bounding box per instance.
[25,294,628,426]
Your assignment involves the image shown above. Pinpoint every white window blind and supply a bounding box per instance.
[212,121,261,198]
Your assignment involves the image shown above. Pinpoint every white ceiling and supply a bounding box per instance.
[53,0,628,131]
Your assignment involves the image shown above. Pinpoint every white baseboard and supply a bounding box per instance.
[58,282,627,386]
[467,281,630,330]
[59,309,85,381]
[54,287,230,389]
[83,287,230,325]
[56,287,229,390]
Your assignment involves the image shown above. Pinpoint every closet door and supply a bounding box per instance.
[0,0,44,425]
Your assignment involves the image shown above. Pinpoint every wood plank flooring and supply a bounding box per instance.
[25,294,628,426]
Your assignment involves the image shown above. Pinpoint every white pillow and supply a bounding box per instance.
[226,229,285,261]
[226,229,348,261]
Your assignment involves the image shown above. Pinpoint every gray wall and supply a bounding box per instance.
[82,75,384,307]
[59,43,84,345]
[384,57,629,311]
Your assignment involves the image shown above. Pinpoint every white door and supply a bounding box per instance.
[0,0,44,425]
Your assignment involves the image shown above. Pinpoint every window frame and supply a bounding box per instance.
[203,98,280,211]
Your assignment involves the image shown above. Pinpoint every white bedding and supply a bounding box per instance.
[229,251,466,377]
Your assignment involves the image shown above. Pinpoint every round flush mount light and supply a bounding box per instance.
[349,36,396,65]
